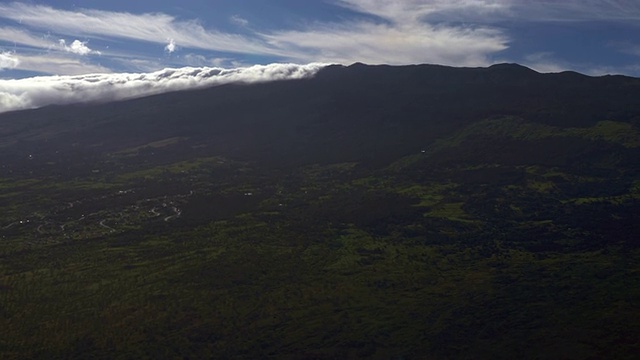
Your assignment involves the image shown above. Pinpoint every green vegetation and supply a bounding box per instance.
[428,117,639,157]
[2,123,639,359]
[1,64,640,358]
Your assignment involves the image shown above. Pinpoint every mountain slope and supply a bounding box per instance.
[2,63,640,168]
[1,63,639,359]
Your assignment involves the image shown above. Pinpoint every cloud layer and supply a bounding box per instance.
[0,63,328,114]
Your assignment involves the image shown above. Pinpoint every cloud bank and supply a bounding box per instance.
[0,63,328,114]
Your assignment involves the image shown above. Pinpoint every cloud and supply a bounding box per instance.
[0,26,55,49]
[12,53,111,75]
[398,0,640,23]
[506,0,640,22]
[519,51,638,76]
[609,41,640,58]
[0,51,20,70]
[59,39,100,55]
[165,38,177,53]
[0,1,508,69]
[183,54,233,67]
[264,0,508,65]
[521,52,567,73]
[0,62,328,113]
[0,2,283,56]
[1,0,638,77]
[230,15,249,27]
[266,23,507,65]
[336,0,507,22]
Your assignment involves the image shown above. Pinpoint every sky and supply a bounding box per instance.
[1,0,640,112]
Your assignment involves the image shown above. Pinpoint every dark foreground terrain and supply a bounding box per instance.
[1,63,639,359]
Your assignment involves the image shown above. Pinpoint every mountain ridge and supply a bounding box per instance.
[1,62,639,359]
[2,62,640,169]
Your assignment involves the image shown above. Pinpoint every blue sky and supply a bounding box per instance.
[1,0,639,79]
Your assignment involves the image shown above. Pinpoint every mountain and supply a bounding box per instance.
[3,63,640,167]
[1,63,639,359]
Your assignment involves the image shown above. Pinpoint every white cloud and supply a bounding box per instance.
[109,58,166,73]
[165,38,176,53]
[507,0,640,22]
[264,1,508,66]
[59,39,100,55]
[230,15,249,27]
[0,51,20,70]
[0,26,55,49]
[0,1,509,68]
[1,0,638,77]
[0,3,284,57]
[0,1,511,73]
[182,54,232,67]
[13,53,111,75]
[521,52,567,73]
[335,0,510,23]
[609,42,640,58]
[266,23,507,65]
[584,63,640,76]
[183,53,208,66]
[0,62,329,113]
[335,0,640,24]
[519,52,639,76]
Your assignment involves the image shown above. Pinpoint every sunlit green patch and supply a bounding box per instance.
[425,202,480,224]
[397,183,456,207]
[112,137,189,156]
[567,120,640,148]
[527,180,557,193]
[116,156,228,180]
[429,118,640,157]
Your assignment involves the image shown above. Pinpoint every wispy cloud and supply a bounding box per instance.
[610,42,640,58]
[507,0,640,22]
[406,0,640,23]
[266,0,508,65]
[6,53,111,76]
[519,51,639,76]
[521,52,568,73]
[0,1,511,71]
[0,62,328,113]
[0,26,55,49]
[182,54,237,68]
[335,0,508,22]
[0,2,282,56]
[265,22,506,65]
[230,15,249,27]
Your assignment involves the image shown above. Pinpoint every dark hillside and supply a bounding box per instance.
[1,63,639,359]
[2,63,640,168]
